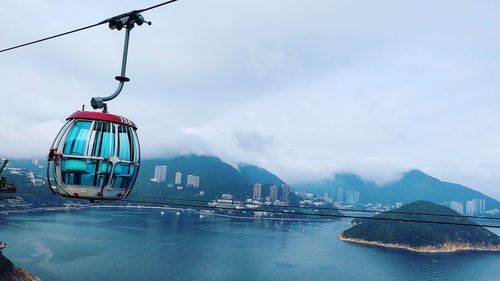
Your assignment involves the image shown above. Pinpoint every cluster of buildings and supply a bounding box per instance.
[31,158,43,169]
[6,168,45,187]
[252,183,290,203]
[322,188,360,205]
[151,165,168,182]
[449,199,486,215]
[151,165,201,188]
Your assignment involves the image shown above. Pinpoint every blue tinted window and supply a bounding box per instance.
[98,123,115,158]
[111,163,136,189]
[91,122,103,157]
[118,126,131,161]
[64,121,91,156]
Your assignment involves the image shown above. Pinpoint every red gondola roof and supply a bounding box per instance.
[67,111,137,130]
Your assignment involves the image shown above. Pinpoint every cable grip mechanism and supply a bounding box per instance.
[91,11,151,112]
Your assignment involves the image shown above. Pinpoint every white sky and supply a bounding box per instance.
[1,0,500,199]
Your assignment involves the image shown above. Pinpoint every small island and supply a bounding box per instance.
[339,201,500,253]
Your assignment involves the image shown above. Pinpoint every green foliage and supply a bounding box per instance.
[342,201,500,247]
[238,163,284,185]
[133,155,294,201]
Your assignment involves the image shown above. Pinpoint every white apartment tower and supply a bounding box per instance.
[175,171,182,185]
[345,191,360,204]
[473,199,486,214]
[151,165,167,182]
[270,185,278,201]
[282,183,290,203]
[450,201,464,215]
[336,187,344,203]
[253,183,262,200]
[466,200,477,215]
[187,175,200,188]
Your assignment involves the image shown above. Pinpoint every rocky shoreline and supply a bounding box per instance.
[0,251,40,281]
[338,233,500,253]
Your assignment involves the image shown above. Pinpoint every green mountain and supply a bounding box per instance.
[295,170,500,208]
[133,155,292,201]
[5,155,294,204]
[238,163,284,185]
[340,201,500,252]
[134,155,248,199]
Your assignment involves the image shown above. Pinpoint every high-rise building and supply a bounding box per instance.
[175,171,182,185]
[253,183,262,200]
[270,185,278,201]
[323,192,331,203]
[282,183,290,203]
[473,199,486,214]
[151,165,167,182]
[450,201,464,215]
[336,187,344,203]
[187,175,195,186]
[466,200,477,215]
[345,191,360,204]
[187,175,200,188]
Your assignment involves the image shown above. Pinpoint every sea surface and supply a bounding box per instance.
[0,208,499,281]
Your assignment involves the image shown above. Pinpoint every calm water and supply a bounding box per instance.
[0,208,499,281]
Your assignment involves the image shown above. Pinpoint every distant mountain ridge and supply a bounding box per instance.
[295,169,500,208]
[8,155,499,208]
[238,163,285,185]
[134,155,287,200]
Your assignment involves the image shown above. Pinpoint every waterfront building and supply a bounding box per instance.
[345,191,360,204]
[31,178,45,186]
[253,183,262,200]
[466,200,477,215]
[151,165,167,182]
[211,193,234,208]
[270,185,278,201]
[450,201,464,215]
[473,199,486,214]
[187,175,200,188]
[175,171,182,185]
[336,187,344,204]
[323,192,331,203]
[282,183,290,203]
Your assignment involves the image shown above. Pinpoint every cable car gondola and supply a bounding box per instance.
[47,12,150,201]
[47,111,140,200]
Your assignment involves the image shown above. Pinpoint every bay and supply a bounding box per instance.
[0,208,499,281]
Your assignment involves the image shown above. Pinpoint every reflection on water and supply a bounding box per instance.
[0,209,499,281]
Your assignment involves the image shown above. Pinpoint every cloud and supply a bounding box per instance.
[1,0,500,199]
[233,130,274,153]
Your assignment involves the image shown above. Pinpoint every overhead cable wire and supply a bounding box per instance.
[13,190,500,222]
[0,0,179,54]
[10,189,500,227]
[126,195,500,221]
